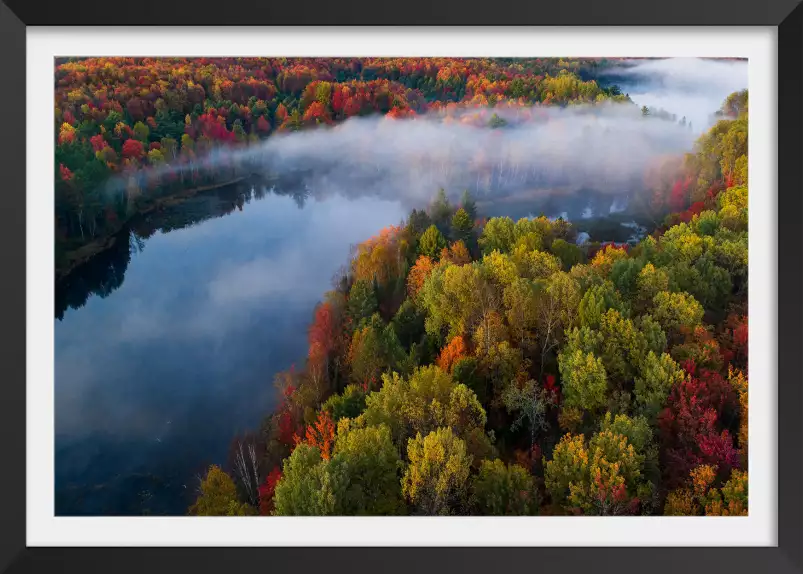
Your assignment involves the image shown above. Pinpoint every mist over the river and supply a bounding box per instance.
[251,103,694,204]
[601,58,748,131]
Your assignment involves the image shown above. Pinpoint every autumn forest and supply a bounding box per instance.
[54,57,748,517]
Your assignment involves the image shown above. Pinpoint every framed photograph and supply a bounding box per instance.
[1,0,801,572]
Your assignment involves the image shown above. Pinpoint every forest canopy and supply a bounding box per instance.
[188,89,749,516]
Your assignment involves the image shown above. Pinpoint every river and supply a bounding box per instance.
[55,180,408,515]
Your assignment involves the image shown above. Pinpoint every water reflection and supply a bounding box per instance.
[54,179,407,515]
[55,177,312,320]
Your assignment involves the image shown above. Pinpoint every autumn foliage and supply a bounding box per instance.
[658,362,739,488]
[258,467,283,515]
[437,336,468,373]
[62,61,748,517]
[294,410,336,460]
[407,255,436,299]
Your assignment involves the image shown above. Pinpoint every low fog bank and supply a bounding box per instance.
[602,58,748,130]
[254,103,695,202]
[119,101,700,220]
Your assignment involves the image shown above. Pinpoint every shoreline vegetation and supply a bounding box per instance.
[188,91,748,517]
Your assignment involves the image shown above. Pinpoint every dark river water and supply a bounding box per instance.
[54,180,408,515]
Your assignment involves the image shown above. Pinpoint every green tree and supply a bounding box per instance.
[489,113,508,128]
[610,258,644,300]
[534,272,581,377]
[451,356,484,403]
[451,208,474,240]
[479,217,516,254]
[328,424,404,515]
[363,365,487,450]
[159,136,178,161]
[652,290,704,341]
[147,148,165,165]
[460,189,477,220]
[273,444,341,515]
[634,351,685,421]
[322,384,367,421]
[578,280,628,329]
[635,314,668,356]
[558,349,608,414]
[430,189,453,227]
[513,231,544,254]
[511,247,562,281]
[471,459,539,515]
[391,299,426,350]
[348,314,405,387]
[595,309,648,384]
[550,238,584,270]
[347,279,378,327]
[482,250,519,287]
[419,224,448,259]
[636,263,670,309]
[274,423,404,516]
[598,412,660,500]
[419,262,497,340]
[503,278,539,347]
[180,133,194,153]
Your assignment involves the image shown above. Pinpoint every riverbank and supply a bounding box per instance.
[55,175,252,282]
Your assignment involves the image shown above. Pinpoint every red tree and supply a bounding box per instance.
[277,410,296,447]
[59,164,73,182]
[256,115,271,134]
[258,467,282,515]
[303,101,330,124]
[659,364,739,487]
[275,103,288,124]
[436,336,468,373]
[308,302,339,391]
[90,134,107,152]
[121,139,145,159]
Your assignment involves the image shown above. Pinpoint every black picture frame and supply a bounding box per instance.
[1,1,800,572]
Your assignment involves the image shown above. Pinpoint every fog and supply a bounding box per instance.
[605,58,748,131]
[253,103,694,201]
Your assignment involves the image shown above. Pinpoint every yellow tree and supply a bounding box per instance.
[544,430,645,515]
[664,465,748,516]
[402,428,473,515]
[189,465,255,516]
